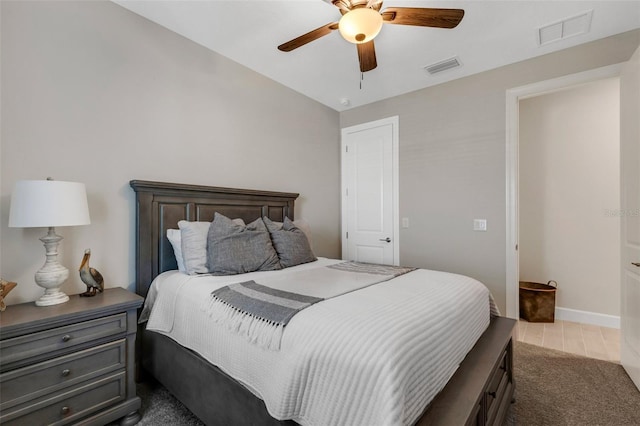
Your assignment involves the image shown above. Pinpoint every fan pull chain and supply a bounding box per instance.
[360,72,364,90]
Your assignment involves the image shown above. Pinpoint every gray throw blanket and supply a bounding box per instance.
[209,261,416,350]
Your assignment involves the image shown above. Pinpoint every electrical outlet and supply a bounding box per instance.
[473,219,487,231]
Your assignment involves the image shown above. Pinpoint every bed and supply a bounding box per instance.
[131,180,515,426]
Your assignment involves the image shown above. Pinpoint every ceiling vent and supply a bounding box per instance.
[423,56,461,75]
[537,10,593,46]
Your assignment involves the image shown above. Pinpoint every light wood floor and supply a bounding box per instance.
[517,320,620,363]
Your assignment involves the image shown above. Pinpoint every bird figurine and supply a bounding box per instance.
[0,279,17,312]
[79,249,104,297]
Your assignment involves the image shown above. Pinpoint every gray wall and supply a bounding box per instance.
[0,1,340,304]
[2,0,638,314]
[340,30,640,313]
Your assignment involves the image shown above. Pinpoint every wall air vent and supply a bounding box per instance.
[423,56,461,75]
[537,10,593,46]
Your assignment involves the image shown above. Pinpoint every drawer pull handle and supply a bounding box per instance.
[62,335,72,342]
[61,406,70,415]
[488,391,497,399]
[61,369,71,377]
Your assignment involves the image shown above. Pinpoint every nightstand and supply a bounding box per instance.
[0,287,143,426]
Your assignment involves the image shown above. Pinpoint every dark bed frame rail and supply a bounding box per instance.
[131,180,515,426]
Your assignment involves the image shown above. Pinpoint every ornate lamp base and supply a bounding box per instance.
[34,227,70,307]
[35,288,70,306]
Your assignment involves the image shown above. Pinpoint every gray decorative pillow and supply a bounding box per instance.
[178,218,245,275]
[264,216,317,268]
[272,218,313,250]
[206,213,282,275]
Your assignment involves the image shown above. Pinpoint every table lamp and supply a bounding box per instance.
[8,178,91,306]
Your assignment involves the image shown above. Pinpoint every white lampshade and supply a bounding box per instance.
[338,8,383,44]
[9,180,91,228]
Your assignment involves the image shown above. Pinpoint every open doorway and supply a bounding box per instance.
[517,78,621,361]
[506,63,624,321]
[519,77,621,327]
[506,65,624,362]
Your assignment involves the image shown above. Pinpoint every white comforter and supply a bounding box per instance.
[144,258,493,426]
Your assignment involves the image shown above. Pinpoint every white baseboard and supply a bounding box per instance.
[555,306,620,329]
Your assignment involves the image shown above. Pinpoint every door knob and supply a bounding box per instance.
[379,237,391,243]
[632,262,640,267]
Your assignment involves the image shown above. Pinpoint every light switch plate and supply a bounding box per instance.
[473,219,487,231]
[402,217,409,228]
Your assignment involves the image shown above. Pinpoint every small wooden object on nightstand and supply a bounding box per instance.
[0,287,143,426]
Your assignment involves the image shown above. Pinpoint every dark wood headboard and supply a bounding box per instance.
[130,180,298,297]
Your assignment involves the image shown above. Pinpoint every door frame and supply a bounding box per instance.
[341,116,400,265]
[505,63,624,319]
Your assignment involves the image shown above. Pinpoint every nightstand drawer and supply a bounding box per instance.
[0,313,126,367]
[0,371,126,426]
[0,339,126,411]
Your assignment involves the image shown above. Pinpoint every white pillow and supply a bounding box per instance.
[177,218,246,275]
[167,229,185,272]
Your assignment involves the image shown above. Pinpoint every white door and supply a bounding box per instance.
[620,46,640,390]
[341,116,399,265]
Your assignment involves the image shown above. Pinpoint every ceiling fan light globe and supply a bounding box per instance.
[338,8,383,44]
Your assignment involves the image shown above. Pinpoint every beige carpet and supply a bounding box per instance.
[513,341,640,426]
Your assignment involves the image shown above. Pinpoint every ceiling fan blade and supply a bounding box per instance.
[381,7,464,29]
[278,22,339,52]
[357,40,377,72]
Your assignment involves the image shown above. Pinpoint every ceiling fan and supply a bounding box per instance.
[277,0,464,73]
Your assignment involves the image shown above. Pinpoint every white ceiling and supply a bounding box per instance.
[114,1,640,112]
